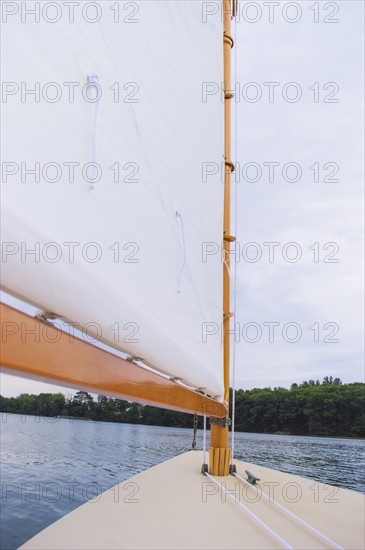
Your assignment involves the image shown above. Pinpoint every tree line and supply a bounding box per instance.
[0,377,364,437]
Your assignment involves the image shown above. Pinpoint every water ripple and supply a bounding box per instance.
[1,414,364,550]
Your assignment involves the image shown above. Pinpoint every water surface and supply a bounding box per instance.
[1,414,364,550]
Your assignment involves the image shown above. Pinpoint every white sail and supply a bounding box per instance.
[1,1,224,398]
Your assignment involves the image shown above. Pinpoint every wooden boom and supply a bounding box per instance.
[0,303,226,417]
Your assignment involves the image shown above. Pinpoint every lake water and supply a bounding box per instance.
[1,413,364,550]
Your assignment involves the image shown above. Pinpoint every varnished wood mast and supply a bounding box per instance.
[0,303,226,417]
[209,0,235,476]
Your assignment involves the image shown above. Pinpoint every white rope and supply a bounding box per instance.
[231,11,238,465]
[234,472,343,550]
[88,73,101,191]
[205,473,293,550]
[203,414,207,467]
[176,211,187,293]
[223,252,232,280]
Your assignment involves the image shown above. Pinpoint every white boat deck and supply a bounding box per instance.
[20,451,365,550]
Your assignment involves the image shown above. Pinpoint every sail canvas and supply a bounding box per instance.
[1,1,225,398]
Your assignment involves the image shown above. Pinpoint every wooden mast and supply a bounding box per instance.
[209,0,235,476]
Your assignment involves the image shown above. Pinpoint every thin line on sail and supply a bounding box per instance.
[88,73,101,190]
[176,210,187,293]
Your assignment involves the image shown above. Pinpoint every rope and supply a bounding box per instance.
[230,11,239,465]
[192,413,198,449]
[88,73,101,191]
[234,472,343,550]
[223,252,232,280]
[205,473,293,550]
[176,211,187,293]
[203,414,207,467]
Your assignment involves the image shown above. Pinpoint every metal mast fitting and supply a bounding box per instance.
[209,0,236,477]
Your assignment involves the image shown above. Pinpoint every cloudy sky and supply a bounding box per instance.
[1,1,363,397]
[233,0,364,388]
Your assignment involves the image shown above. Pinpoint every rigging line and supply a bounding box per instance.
[223,249,233,280]
[88,73,101,191]
[231,9,238,464]
[203,414,207,467]
[233,472,343,550]
[204,473,293,550]
[176,211,187,293]
[192,413,198,449]
[223,258,231,279]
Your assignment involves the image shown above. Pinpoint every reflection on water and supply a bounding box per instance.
[0,413,364,549]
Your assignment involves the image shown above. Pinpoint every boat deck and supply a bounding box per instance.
[20,450,364,549]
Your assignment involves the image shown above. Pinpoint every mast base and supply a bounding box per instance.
[209,447,231,476]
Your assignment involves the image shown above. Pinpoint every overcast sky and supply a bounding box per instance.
[1,1,363,398]
[232,0,364,389]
